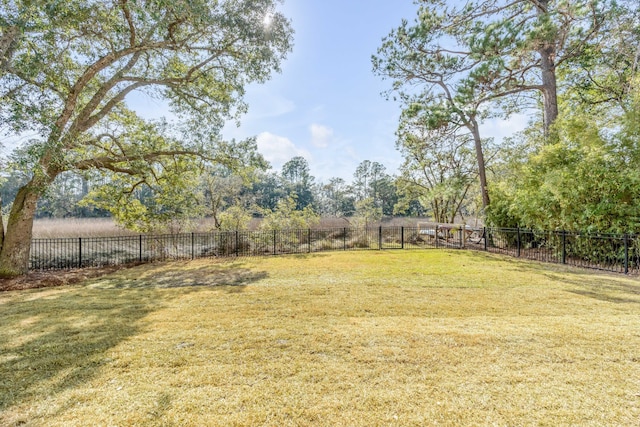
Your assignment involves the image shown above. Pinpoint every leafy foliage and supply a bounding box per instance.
[316,177,356,218]
[373,0,618,218]
[260,196,320,231]
[488,87,640,233]
[82,154,205,234]
[395,105,480,223]
[351,197,383,228]
[281,156,315,210]
[217,205,253,232]
[351,160,397,216]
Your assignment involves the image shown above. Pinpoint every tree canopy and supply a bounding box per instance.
[0,0,293,276]
[373,0,619,216]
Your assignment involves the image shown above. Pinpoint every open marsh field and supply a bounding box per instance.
[31,218,137,238]
[1,251,639,426]
[30,217,435,238]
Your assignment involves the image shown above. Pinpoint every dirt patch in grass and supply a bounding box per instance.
[0,259,263,292]
[0,265,132,292]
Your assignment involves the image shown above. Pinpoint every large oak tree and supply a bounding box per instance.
[0,0,293,276]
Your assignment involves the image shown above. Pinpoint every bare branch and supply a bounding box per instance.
[68,51,143,137]
[119,0,137,47]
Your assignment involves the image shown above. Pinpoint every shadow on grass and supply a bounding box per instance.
[0,261,269,419]
[286,253,332,259]
[86,260,269,292]
[555,274,640,305]
[464,250,640,304]
[0,288,159,416]
[463,249,551,272]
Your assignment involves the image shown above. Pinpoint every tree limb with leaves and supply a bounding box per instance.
[0,0,292,276]
[395,106,481,223]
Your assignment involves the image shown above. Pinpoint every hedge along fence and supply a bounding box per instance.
[29,225,640,275]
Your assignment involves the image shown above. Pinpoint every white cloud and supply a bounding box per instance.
[256,132,311,170]
[309,124,334,148]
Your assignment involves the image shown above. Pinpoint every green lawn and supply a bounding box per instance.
[1,250,639,426]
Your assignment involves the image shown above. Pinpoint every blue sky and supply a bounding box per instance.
[1,0,528,182]
[221,0,528,182]
[2,0,417,181]
[222,0,424,182]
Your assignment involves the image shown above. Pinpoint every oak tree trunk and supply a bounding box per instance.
[0,180,42,277]
[0,195,4,251]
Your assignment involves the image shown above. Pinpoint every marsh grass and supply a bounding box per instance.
[31,217,433,238]
[31,218,228,238]
[1,251,639,426]
[31,218,135,238]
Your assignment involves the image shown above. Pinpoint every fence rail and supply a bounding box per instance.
[29,226,640,275]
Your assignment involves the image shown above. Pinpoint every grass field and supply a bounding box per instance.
[1,250,639,426]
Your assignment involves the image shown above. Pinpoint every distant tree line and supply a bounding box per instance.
[0,155,434,232]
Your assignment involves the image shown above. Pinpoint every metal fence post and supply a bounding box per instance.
[308,228,312,253]
[343,227,347,251]
[139,234,142,262]
[483,227,487,251]
[78,237,82,268]
[191,232,195,260]
[459,227,463,249]
[235,231,239,257]
[624,234,629,274]
[379,226,382,250]
[435,225,439,249]
[562,230,567,264]
[517,227,521,257]
[273,229,277,255]
[401,226,404,249]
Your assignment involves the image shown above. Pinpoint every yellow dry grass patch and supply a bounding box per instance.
[1,250,639,426]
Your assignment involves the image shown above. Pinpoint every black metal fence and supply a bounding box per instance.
[29,225,640,275]
[481,228,640,274]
